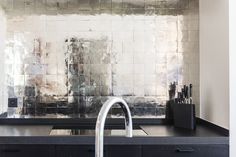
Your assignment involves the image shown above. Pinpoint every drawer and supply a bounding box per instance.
[56,145,142,157]
[142,145,229,157]
[56,145,101,157]
[0,145,55,157]
[107,145,142,157]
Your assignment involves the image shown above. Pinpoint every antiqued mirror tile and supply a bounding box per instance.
[0,0,199,118]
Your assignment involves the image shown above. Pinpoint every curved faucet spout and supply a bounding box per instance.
[95,97,133,157]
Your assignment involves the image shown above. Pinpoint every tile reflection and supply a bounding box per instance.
[1,0,199,118]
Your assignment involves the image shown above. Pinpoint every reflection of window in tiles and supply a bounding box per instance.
[68,64,78,76]
[101,86,112,96]
[111,0,122,9]
[145,0,156,9]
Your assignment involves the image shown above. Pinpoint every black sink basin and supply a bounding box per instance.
[50,125,147,136]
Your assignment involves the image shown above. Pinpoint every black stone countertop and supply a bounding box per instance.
[0,118,229,145]
[0,125,52,136]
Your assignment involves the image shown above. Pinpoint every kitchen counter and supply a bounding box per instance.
[140,124,225,137]
[0,118,229,145]
[0,125,52,136]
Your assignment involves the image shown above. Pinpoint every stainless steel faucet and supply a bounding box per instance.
[95,97,133,157]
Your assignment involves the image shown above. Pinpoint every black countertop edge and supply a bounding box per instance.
[0,136,229,145]
[196,119,229,136]
[0,118,167,126]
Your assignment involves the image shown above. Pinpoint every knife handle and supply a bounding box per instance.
[189,84,193,97]
[185,86,188,98]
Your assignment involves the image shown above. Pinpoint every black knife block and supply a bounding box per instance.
[165,100,175,123]
[173,103,196,130]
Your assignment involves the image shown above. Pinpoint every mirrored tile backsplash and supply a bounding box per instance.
[0,0,199,118]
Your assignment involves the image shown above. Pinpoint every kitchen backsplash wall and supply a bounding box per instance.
[0,0,199,118]
[0,6,7,114]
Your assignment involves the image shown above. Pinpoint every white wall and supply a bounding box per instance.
[229,0,236,156]
[199,0,229,128]
[0,6,6,114]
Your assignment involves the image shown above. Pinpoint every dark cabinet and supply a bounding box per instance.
[56,145,142,157]
[0,145,55,157]
[0,144,228,157]
[142,145,229,157]
[56,145,100,157]
[107,145,142,157]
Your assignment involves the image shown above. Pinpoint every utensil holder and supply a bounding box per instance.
[173,103,196,130]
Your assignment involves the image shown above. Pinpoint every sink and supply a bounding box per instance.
[50,127,147,136]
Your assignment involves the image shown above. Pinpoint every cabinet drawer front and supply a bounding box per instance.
[0,145,55,157]
[56,145,99,157]
[142,145,229,157]
[107,145,142,157]
[56,145,141,157]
